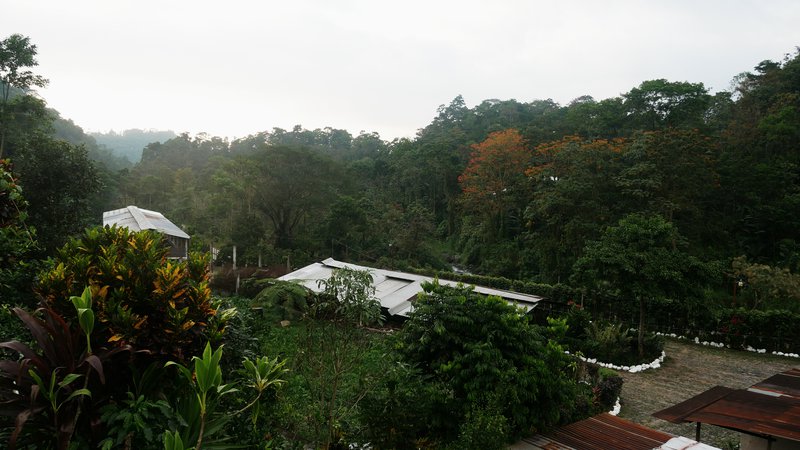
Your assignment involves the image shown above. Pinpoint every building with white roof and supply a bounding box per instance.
[279,257,545,318]
[102,205,190,259]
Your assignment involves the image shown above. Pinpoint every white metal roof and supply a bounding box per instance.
[102,205,190,239]
[278,258,543,317]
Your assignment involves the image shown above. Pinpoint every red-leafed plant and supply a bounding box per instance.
[0,290,130,449]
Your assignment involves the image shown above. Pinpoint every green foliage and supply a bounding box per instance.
[397,282,581,442]
[37,225,224,361]
[558,306,663,365]
[731,255,800,309]
[0,303,128,449]
[356,361,453,449]
[452,399,509,450]
[0,159,39,308]
[99,392,175,450]
[163,430,187,450]
[572,213,709,356]
[314,267,382,326]
[165,343,238,449]
[253,279,310,321]
[70,286,95,354]
[285,268,385,448]
[240,355,288,427]
[164,342,287,450]
[622,79,712,130]
[13,135,103,253]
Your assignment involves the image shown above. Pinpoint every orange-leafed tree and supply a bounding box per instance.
[458,129,531,239]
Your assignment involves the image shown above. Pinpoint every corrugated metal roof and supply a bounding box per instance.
[652,386,736,424]
[511,413,711,450]
[278,257,543,318]
[653,369,800,442]
[103,205,190,239]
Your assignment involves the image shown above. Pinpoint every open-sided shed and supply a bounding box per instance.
[513,413,719,450]
[654,368,800,449]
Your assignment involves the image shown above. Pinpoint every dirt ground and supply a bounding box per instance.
[617,339,799,449]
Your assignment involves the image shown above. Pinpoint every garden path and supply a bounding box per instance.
[618,339,799,449]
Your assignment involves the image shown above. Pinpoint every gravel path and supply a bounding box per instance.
[617,339,799,449]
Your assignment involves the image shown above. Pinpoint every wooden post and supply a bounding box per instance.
[695,422,701,442]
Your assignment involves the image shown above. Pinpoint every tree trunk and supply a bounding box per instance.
[638,296,645,358]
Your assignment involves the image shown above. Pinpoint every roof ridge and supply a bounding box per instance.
[127,205,151,231]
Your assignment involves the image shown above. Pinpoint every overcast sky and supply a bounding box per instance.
[3,0,799,140]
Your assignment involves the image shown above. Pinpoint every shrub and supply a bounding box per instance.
[0,298,130,449]
[36,225,225,361]
[253,279,311,321]
[452,399,509,450]
[356,361,454,449]
[595,370,623,411]
[0,159,40,308]
[584,321,633,363]
[396,282,580,443]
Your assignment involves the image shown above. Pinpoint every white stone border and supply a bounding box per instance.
[655,332,800,358]
[565,350,667,373]
[609,397,621,416]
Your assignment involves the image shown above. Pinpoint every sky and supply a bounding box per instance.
[3,0,799,141]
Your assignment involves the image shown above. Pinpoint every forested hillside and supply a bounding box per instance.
[3,31,800,312]
[112,52,800,289]
[3,30,800,450]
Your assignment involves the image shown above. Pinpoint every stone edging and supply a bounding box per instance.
[655,332,800,358]
[565,350,667,373]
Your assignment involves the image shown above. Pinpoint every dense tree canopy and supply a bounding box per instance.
[5,31,800,319]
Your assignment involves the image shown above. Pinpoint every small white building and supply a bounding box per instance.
[103,205,190,259]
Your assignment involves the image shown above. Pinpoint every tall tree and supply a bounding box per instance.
[614,129,720,249]
[718,50,800,264]
[459,129,531,239]
[14,136,102,253]
[525,136,627,282]
[572,214,707,356]
[622,79,711,131]
[245,146,343,249]
[0,34,48,158]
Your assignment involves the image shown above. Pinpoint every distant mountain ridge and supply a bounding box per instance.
[91,129,177,163]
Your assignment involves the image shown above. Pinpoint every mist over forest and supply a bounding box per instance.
[7,48,800,285]
[3,30,800,449]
